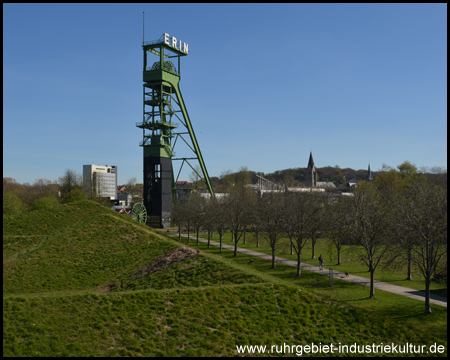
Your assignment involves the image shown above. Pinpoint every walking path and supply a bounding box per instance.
[167,232,447,308]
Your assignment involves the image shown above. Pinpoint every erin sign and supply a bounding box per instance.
[164,33,188,55]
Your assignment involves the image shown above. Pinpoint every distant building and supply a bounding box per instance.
[176,181,189,189]
[83,164,117,200]
[306,152,317,187]
[366,163,374,181]
[347,178,357,187]
[316,181,336,188]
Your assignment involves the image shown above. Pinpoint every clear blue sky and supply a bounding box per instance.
[3,3,447,185]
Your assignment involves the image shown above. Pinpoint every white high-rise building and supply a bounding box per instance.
[83,164,117,200]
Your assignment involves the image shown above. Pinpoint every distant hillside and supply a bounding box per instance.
[209,166,377,189]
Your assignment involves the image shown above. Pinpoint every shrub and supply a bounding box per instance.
[63,189,88,204]
[3,189,24,217]
[33,196,60,211]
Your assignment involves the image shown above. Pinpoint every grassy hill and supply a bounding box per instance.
[3,201,447,356]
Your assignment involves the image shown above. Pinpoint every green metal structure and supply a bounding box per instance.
[137,33,214,228]
[130,203,148,224]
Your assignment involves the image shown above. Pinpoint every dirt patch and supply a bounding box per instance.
[97,283,118,293]
[132,246,199,281]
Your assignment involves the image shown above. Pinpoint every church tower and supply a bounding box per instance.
[306,151,317,187]
[366,163,373,181]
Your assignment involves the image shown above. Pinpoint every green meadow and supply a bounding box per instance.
[3,201,447,356]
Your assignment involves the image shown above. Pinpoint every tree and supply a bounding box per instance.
[202,198,217,249]
[393,176,447,314]
[258,192,287,269]
[59,169,82,197]
[375,168,414,280]
[236,165,252,185]
[176,194,196,243]
[188,194,206,245]
[210,197,228,252]
[285,191,322,277]
[224,185,255,257]
[310,196,326,260]
[347,182,394,298]
[188,165,206,190]
[325,195,352,266]
[397,160,418,179]
[3,189,24,218]
[171,200,184,240]
[32,178,59,199]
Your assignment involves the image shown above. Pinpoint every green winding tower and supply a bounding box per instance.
[137,33,214,228]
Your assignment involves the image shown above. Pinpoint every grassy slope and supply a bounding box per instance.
[3,201,447,356]
[170,234,448,351]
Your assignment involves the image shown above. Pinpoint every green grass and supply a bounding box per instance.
[115,254,268,292]
[188,230,447,296]
[4,284,443,357]
[3,201,447,356]
[169,234,448,349]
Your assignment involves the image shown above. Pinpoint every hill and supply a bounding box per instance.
[3,201,446,356]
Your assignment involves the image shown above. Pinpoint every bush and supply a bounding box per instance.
[3,189,24,217]
[63,189,87,204]
[33,196,60,211]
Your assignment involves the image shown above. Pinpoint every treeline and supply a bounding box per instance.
[173,167,447,315]
[3,169,109,216]
[206,163,447,190]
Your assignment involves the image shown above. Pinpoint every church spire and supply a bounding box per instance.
[307,151,315,169]
[366,163,373,181]
[306,151,317,187]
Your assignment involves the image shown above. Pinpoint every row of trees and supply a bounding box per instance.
[172,168,446,314]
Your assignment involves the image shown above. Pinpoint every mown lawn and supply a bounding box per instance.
[185,230,447,296]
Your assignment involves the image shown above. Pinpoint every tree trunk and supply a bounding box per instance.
[219,231,223,253]
[337,245,341,265]
[178,226,181,240]
[234,232,238,257]
[196,227,199,246]
[369,261,375,298]
[406,248,412,280]
[187,223,190,243]
[207,230,211,249]
[256,230,259,247]
[296,247,302,277]
[243,230,246,244]
[289,235,293,255]
[272,245,276,269]
[425,271,432,314]
[311,238,316,259]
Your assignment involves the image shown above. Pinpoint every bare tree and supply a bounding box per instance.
[325,195,352,266]
[286,191,322,277]
[393,176,447,314]
[224,185,255,257]
[211,197,228,252]
[258,192,287,269]
[202,198,217,249]
[59,169,82,197]
[347,182,395,298]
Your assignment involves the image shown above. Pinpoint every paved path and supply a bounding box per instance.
[167,232,447,308]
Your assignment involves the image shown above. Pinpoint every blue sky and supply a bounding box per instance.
[3,3,447,185]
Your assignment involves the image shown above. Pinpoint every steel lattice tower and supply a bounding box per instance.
[137,33,214,228]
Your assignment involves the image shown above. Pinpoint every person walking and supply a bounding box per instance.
[318,254,324,270]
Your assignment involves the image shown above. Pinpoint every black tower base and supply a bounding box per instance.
[143,156,172,228]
